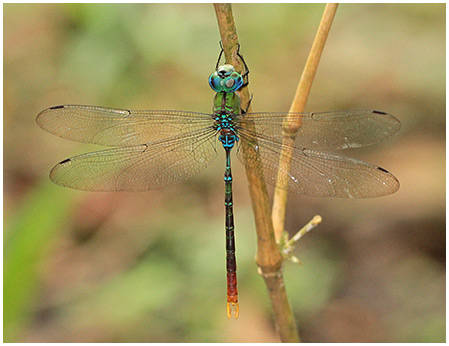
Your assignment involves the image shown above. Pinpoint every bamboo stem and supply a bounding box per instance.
[272,4,338,242]
[213,4,300,342]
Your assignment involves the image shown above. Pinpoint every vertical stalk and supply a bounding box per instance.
[271,4,338,241]
[214,4,299,342]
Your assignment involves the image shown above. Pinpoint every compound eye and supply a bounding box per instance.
[209,72,222,92]
[209,66,243,93]
[225,78,235,88]
[225,74,243,92]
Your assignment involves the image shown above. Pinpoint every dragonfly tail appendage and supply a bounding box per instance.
[227,301,239,319]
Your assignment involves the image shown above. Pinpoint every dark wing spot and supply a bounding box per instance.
[377,166,389,173]
[59,158,71,164]
[50,105,65,110]
[300,148,309,157]
[373,110,387,115]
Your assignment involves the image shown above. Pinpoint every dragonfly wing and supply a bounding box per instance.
[50,129,218,191]
[237,135,399,198]
[237,110,400,150]
[37,105,214,146]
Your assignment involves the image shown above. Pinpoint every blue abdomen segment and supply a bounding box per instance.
[219,132,238,149]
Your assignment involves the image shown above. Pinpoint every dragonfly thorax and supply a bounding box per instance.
[214,113,239,148]
[214,114,233,129]
[209,64,244,93]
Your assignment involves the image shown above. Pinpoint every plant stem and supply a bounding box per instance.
[213,3,300,343]
[272,3,339,242]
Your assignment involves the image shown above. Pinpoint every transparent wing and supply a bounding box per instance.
[237,134,399,198]
[236,110,400,150]
[50,128,218,191]
[36,105,215,146]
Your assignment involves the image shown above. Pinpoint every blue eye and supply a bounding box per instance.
[208,65,244,93]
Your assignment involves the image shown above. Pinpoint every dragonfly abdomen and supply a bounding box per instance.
[224,145,238,318]
[219,128,238,149]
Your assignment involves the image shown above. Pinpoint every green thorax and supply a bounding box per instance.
[213,91,241,116]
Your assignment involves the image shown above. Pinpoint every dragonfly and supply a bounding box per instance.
[36,45,400,319]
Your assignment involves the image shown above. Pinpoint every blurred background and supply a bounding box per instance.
[4,3,445,342]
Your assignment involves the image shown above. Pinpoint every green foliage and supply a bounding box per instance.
[4,182,79,341]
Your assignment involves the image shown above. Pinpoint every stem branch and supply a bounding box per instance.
[272,3,338,241]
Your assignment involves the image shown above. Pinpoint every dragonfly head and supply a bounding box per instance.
[209,64,244,93]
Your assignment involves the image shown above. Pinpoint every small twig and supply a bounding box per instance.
[213,4,300,343]
[280,215,322,264]
[288,215,322,245]
[272,4,339,242]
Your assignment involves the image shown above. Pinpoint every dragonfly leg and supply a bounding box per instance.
[215,41,225,70]
[241,93,253,115]
[236,43,250,87]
